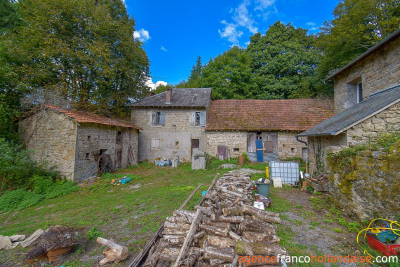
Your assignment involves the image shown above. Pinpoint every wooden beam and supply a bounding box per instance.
[128,223,164,267]
[173,209,203,267]
[179,184,202,210]
[199,173,220,206]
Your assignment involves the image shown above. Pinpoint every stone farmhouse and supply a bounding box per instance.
[19,105,140,181]
[130,88,212,162]
[299,28,400,170]
[131,88,333,163]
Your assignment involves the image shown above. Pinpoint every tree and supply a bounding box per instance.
[5,0,149,116]
[246,21,321,99]
[201,46,258,99]
[185,56,204,88]
[317,0,400,79]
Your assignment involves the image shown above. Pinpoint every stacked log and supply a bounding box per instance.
[139,171,286,267]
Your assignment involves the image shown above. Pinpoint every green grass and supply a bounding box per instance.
[0,160,254,260]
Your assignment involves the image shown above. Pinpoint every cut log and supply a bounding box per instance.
[202,218,230,229]
[193,231,206,240]
[180,249,202,267]
[242,205,281,224]
[216,216,244,224]
[199,224,229,237]
[241,232,280,244]
[215,198,222,217]
[203,246,235,262]
[210,259,226,265]
[235,241,286,256]
[96,237,128,266]
[167,216,193,224]
[222,207,243,217]
[239,220,276,234]
[173,209,203,267]
[160,247,180,261]
[162,229,189,236]
[194,206,213,216]
[162,236,185,247]
[205,235,236,248]
[164,222,191,230]
[156,259,166,267]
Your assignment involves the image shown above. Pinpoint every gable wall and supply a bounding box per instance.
[75,126,138,182]
[334,37,400,113]
[19,109,78,180]
[131,108,207,162]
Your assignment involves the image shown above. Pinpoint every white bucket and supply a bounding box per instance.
[273,178,282,188]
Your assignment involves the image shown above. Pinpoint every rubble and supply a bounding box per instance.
[97,237,129,266]
[133,170,286,267]
[0,235,12,250]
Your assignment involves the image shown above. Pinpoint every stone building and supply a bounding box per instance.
[299,28,400,170]
[131,88,212,162]
[19,105,140,181]
[205,99,333,162]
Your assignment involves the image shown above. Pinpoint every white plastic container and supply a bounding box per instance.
[273,178,283,188]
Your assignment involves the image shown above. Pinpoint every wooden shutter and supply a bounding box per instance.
[200,112,206,126]
[264,141,273,153]
[190,112,196,126]
[160,111,165,126]
[247,133,256,152]
[152,112,156,125]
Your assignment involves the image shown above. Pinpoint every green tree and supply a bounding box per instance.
[5,0,149,116]
[247,21,321,99]
[317,0,400,79]
[0,0,21,34]
[185,56,204,88]
[201,46,258,99]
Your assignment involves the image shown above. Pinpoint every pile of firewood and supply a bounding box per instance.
[141,171,286,267]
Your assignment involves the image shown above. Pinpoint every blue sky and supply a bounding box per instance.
[126,0,338,86]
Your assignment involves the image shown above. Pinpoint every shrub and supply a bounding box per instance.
[86,227,103,240]
[0,189,43,212]
[0,139,59,191]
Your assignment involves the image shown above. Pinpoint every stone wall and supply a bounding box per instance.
[309,101,400,172]
[277,132,305,159]
[19,109,78,180]
[75,125,139,181]
[346,101,400,145]
[327,141,400,221]
[334,36,400,113]
[205,131,305,160]
[205,131,247,158]
[131,108,207,162]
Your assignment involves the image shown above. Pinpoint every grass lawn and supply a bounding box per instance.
[0,160,269,266]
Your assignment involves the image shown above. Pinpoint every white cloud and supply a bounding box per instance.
[255,0,275,11]
[133,29,151,42]
[306,22,316,26]
[218,20,244,44]
[146,77,168,91]
[219,0,278,44]
[161,46,167,52]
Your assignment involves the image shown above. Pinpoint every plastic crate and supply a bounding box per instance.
[269,162,299,185]
[367,233,400,256]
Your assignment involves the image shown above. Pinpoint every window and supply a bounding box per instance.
[116,131,122,144]
[346,79,362,108]
[195,112,201,126]
[151,138,160,148]
[233,148,240,153]
[357,82,363,103]
[87,136,91,141]
[191,111,206,126]
[152,111,165,126]
[85,153,90,160]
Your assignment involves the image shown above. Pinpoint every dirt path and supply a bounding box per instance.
[273,188,366,266]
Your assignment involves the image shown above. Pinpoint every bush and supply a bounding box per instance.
[0,139,59,191]
[0,189,43,212]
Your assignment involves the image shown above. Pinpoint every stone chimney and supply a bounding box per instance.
[166,88,172,104]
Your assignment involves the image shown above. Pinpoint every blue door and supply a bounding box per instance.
[256,139,263,162]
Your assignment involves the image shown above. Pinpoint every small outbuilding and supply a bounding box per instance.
[205,99,333,162]
[19,105,140,182]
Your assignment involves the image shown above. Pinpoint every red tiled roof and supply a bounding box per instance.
[205,99,334,132]
[38,105,141,130]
